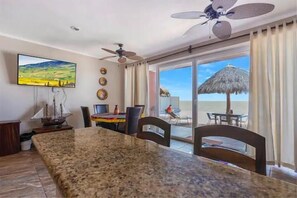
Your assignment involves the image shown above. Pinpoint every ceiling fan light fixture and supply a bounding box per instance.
[100,43,143,63]
[212,0,238,11]
[216,7,224,13]
[171,0,274,40]
[171,11,205,19]
[226,12,235,17]
[216,21,222,27]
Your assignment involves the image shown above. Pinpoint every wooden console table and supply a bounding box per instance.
[0,120,21,156]
[33,125,73,134]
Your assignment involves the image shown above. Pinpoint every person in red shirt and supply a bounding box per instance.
[166,105,172,113]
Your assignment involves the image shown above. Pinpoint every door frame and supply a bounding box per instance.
[154,44,250,143]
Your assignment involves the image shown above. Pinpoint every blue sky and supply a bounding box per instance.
[19,55,51,65]
[160,55,250,101]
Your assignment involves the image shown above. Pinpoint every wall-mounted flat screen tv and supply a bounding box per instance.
[17,54,76,88]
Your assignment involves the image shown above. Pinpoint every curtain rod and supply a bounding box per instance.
[123,60,148,68]
[147,17,296,64]
[252,19,295,34]
[147,34,248,63]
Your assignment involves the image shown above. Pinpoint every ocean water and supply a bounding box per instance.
[179,101,248,124]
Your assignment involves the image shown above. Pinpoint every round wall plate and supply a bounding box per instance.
[100,67,107,75]
[99,77,107,86]
[97,89,108,100]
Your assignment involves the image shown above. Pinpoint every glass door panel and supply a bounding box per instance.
[197,55,250,151]
[159,65,193,141]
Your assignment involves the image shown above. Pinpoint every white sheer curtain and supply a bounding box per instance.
[248,19,297,170]
[124,62,149,114]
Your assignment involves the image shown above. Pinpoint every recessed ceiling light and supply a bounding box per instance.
[70,26,80,31]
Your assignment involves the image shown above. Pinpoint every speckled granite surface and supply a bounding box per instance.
[32,127,297,197]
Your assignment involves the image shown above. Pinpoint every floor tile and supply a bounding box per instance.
[170,139,188,149]
[0,170,45,197]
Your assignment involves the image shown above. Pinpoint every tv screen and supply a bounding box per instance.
[17,54,76,88]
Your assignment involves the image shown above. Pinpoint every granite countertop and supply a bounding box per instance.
[32,127,297,197]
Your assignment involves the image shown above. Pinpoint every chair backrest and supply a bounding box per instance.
[206,113,213,120]
[125,107,142,135]
[93,104,109,114]
[81,106,92,128]
[134,105,145,115]
[137,117,171,147]
[194,125,266,175]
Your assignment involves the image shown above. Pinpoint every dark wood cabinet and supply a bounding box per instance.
[0,120,21,156]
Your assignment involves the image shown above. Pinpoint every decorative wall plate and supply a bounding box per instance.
[100,67,107,75]
[99,77,107,86]
[97,89,108,100]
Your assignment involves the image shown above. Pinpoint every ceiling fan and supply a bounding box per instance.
[100,43,143,63]
[171,0,275,39]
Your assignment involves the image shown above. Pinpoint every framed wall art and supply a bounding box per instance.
[97,89,108,100]
[100,67,107,75]
[99,77,107,86]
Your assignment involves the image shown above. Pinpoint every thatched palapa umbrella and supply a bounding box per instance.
[198,65,249,113]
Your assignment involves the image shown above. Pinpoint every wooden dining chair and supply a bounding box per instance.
[93,104,109,127]
[117,107,142,135]
[194,125,266,175]
[93,104,109,114]
[81,106,92,128]
[137,117,171,147]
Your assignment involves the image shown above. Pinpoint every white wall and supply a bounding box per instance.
[0,35,124,133]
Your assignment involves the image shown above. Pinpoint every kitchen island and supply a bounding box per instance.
[32,127,297,197]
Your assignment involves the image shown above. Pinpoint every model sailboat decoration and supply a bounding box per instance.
[31,97,71,127]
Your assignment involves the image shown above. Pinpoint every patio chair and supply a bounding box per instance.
[219,115,229,125]
[220,114,248,127]
[165,109,191,125]
[206,113,216,124]
[238,114,248,128]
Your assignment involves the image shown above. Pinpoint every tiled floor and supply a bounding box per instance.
[0,151,56,197]
[0,140,296,197]
[171,139,194,154]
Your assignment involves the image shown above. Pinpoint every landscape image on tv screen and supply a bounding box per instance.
[17,54,76,87]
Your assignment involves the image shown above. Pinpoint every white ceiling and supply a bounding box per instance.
[0,0,296,61]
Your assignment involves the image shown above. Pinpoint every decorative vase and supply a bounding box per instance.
[114,105,119,115]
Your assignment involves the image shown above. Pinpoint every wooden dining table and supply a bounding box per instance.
[91,113,126,130]
[32,127,297,197]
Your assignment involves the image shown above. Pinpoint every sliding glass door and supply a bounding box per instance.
[153,48,250,144]
[196,55,250,151]
[159,64,193,141]
[197,56,250,126]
